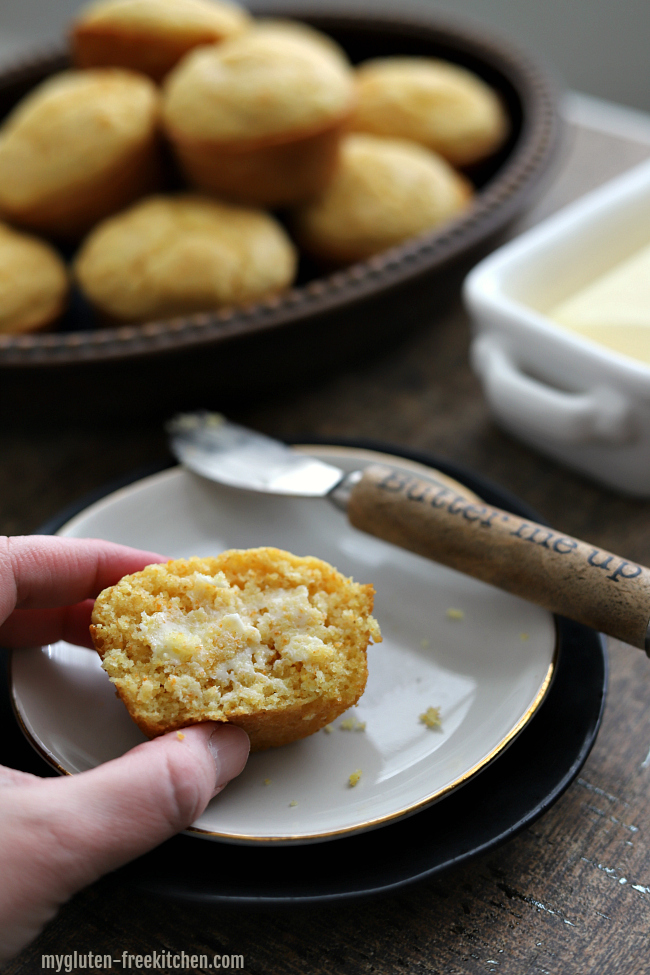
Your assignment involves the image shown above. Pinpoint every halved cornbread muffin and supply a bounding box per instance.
[90,548,381,751]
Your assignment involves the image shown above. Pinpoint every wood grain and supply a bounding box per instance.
[348,464,650,649]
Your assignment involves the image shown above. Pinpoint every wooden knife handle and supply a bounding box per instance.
[347,464,650,651]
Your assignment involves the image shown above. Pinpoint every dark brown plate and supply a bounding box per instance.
[0,3,562,415]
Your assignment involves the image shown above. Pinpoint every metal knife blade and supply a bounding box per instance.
[167,412,347,497]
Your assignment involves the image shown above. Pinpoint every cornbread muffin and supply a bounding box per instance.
[90,549,381,750]
[72,0,251,83]
[251,18,351,65]
[351,57,509,167]
[293,133,472,265]
[0,69,160,240]
[0,222,68,333]
[162,25,356,205]
[73,194,297,321]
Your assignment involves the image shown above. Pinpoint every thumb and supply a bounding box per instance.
[7,723,249,905]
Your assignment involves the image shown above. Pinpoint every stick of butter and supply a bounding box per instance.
[550,241,650,363]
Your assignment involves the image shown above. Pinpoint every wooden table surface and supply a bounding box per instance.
[3,103,650,975]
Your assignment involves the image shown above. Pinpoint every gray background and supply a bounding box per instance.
[0,0,648,112]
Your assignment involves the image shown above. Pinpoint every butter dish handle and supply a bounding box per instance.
[471,333,634,445]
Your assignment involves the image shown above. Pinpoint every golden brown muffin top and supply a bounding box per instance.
[351,56,509,167]
[293,133,472,264]
[250,18,351,66]
[73,0,251,44]
[162,24,355,142]
[0,70,159,212]
[74,193,297,320]
[0,222,68,333]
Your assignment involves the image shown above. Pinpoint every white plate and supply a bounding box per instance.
[11,447,556,845]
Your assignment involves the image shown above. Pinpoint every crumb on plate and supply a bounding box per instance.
[349,769,362,787]
[419,706,442,730]
[340,716,366,732]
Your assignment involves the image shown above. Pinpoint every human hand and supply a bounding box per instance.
[0,536,250,965]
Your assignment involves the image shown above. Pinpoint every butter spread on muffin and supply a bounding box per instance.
[293,133,472,264]
[72,0,251,82]
[73,193,297,321]
[0,69,160,240]
[162,24,356,205]
[90,548,381,751]
[0,222,68,333]
[351,57,509,167]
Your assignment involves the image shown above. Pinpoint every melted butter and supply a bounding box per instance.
[139,616,203,664]
[550,240,650,363]
[220,612,261,645]
[138,574,329,666]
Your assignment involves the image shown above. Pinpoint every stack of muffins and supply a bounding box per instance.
[0,0,510,334]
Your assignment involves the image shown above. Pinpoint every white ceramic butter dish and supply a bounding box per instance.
[464,156,650,495]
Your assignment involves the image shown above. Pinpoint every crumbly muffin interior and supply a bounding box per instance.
[91,548,381,749]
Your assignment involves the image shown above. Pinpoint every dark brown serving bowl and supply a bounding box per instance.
[0,3,562,419]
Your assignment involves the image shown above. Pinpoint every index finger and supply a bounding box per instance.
[0,535,165,622]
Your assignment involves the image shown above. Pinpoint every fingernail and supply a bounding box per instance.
[208,725,250,796]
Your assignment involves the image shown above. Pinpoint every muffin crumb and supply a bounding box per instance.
[419,706,442,730]
[340,716,366,732]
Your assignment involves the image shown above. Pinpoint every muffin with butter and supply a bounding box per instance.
[74,194,297,321]
[71,0,251,82]
[0,222,68,334]
[0,69,160,240]
[162,23,356,206]
[293,133,472,265]
[90,548,381,751]
[351,57,509,167]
